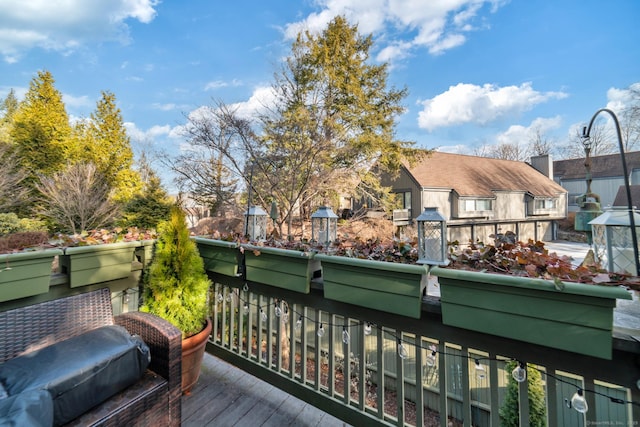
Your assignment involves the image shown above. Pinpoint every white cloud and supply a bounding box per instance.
[606,82,640,114]
[204,79,242,91]
[0,0,159,62]
[151,103,177,111]
[417,82,568,131]
[62,93,93,110]
[283,0,507,62]
[124,122,170,143]
[495,116,563,146]
[229,86,276,119]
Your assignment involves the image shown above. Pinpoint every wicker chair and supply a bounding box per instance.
[0,288,182,426]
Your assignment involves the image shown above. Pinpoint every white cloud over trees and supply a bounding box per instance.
[284,0,506,62]
[0,0,159,62]
[417,82,568,131]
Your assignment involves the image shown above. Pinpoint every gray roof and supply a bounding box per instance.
[554,151,640,180]
[613,185,640,207]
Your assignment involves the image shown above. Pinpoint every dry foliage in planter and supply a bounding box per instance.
[447,233,640,291]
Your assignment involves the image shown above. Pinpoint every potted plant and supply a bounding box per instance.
[140,206,212,394]
[432,238,634,359]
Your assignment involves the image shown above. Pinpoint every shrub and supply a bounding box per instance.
[499,361,547,427]
[0,213,47,236]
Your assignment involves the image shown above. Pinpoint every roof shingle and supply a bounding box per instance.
[405,151,566,198]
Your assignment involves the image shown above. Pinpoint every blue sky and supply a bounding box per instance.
[1,0,639,185]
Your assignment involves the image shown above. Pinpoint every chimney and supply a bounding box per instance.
[530,154,553,180]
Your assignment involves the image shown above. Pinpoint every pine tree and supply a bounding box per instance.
[499,361,547,427]
[11,71,71,210]
[79,91,142,202]
[120,172,172,229]
[140,206,210,338]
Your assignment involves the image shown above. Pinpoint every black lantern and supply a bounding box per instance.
[416,207,448,266]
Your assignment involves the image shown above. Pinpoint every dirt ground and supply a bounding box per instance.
[192,214,403,244]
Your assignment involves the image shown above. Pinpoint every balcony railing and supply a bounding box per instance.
[1,241,638,426]
[207,272,640,427]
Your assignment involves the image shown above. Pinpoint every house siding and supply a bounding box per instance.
[382,152,567,243]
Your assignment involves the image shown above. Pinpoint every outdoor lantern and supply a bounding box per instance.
[416,207,448,266]
[311,206,338,244]
[245,205,268,241]
[589,207,640,275]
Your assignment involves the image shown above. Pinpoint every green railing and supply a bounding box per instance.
[207,271,640,427]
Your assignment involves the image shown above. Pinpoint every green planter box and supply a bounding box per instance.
[60,241,139,288]
[242,244,320,294]
[194,238,241,277]
[0,249,63,302]
[431,267,632,359]
[316,254,428,319]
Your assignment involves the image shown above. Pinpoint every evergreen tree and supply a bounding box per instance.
[10,70,71,209]
[499,361,547,427]
[79,91,142,202]
[120,172,172,229]
[262,16,423,224]
[0,89,19,143]
[140,206,210,338]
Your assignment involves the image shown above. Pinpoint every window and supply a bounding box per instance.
[394,191,412,217]
[462,199,492,212]
[534,198,557,210]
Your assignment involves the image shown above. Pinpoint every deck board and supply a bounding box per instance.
[183,353,350,426]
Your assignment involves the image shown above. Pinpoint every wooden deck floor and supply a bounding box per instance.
[182,353,351,427]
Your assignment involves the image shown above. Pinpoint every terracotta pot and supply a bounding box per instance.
[181,318,212,394]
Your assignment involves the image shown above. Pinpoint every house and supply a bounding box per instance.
[552,151,640,211]
[382,151,568,243]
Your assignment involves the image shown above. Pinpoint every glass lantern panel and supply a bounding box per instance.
[420,222,445,263]
[609,225,640,275]
[592,224,607,267]
[247,216,267,240]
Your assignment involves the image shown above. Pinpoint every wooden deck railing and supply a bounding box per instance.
[206,272,640,427]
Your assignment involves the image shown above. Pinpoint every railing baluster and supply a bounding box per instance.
[314,308,321,392]
[256,294,264,364]
[212,283,220,344]
[343,317,352,406]
[266,296,274,368]
[438,342,447,427]
[396,330,405,426]
[247,290,256,361]
[230,287,237,351]
[221,286,229,348]
[328,314,335,396]
[288,301,295,378]
[275,299,282,372]
[415,335,424,427]
[377,325,384,421]
[584,376,597,425]
[517,362,530,427]
[545,367,557,427]
[235,288,243,355]
[357,320,366,411]
[488,355,500,426]
[461,347,472,427]
[300,306,307,385]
